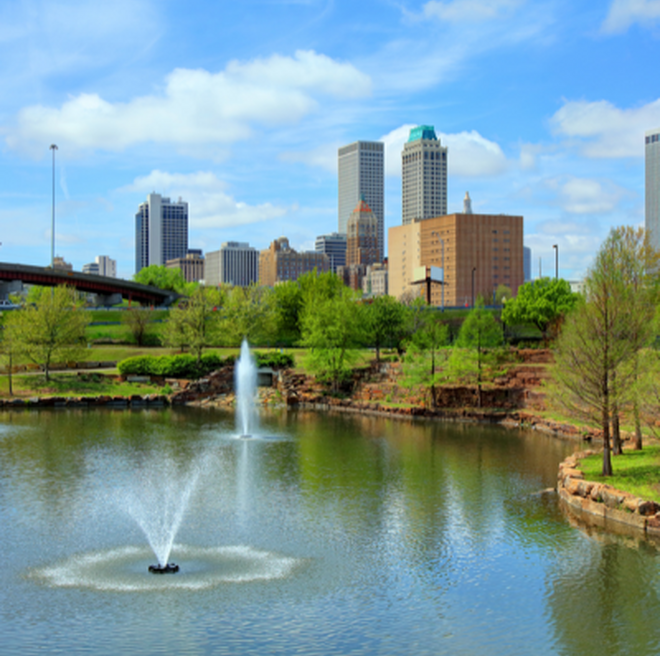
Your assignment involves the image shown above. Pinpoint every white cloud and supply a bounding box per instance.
[279,143,339,172]
[550,98,660,158]
[549,176,625,214]
[602,0,660,33]
[380,124,508,177]
[123,170,287,229]
[422,0,525,22]
[6,50,371,157]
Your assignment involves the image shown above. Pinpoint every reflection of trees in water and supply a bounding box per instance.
[546,533,660,656]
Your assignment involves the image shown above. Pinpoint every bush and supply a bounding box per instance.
[117,356,155,376]
[117,352,233,379]
[255,352,295,369]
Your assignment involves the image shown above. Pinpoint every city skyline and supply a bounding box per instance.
[1,1,659,281]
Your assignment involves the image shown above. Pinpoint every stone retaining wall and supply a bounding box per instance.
[557,452,660,537]
[0,394,169,408]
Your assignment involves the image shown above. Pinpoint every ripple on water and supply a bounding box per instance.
[30,544,302,592]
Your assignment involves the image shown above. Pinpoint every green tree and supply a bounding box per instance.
[447,299,503,407]
[220,285,274,346]
[494,284,512,306]
[363,295,407,362]
[121,305,154,346]
[272,280,304,346]
[4,285,87,381]
[403,313,449,408]
[300,287,362,393]
[502,278,579,341]
[0,317,19,395]
[550,227,655,475]
[162,286,223,361]
[134,265,191,294]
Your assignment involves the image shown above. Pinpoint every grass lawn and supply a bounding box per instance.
[0,372,164,398]
[579,446,660,503]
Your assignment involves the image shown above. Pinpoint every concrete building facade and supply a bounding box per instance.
[646,128,660,251]
[389,213,524,305]
[135,193,189,273]
[95,255,117,278]
[338,141,384,262]
[315,233,347,273]
[82,262,100,275]
[166,250,205,283]
[362,263,388,297]
[205,242,259,287]
[402,126,447,226]
[259,237,329,287]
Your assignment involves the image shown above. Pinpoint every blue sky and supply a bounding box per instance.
[1,0,659,281]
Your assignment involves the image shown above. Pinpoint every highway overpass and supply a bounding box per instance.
[0,262,181,306]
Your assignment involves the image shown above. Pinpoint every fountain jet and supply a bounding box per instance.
[235,339,258,437]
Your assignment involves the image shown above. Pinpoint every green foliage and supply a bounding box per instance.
[134,265,191,294]
[117,351,233,379]
[271,281,304,346]
[362,295,407,360]
[4,286,88,381]
[121,305,154,346]
[162,286,224,359]
[494,284,512,306]
[300,287,363,392]
[219,285,274,346]
[255,351,295,368]
[502,277,578,339]
[402,313,450,407]
[446,299,504,406]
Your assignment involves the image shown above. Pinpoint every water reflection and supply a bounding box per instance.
[1,407,659,655]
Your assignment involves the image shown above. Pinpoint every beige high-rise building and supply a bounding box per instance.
[389,213,524,305]
[402,126,447,226]
[259,237,329,287]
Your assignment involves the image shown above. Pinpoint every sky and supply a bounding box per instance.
[1,0,659,281]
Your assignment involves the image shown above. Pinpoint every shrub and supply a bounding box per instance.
[256,352,295,369]
[118,352,233,380]
[117,356,155,376]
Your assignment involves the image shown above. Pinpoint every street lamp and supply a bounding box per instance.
[553,244,559,280]
[50,144,58,268]
[431,230,445,312]
[471,267,476,308]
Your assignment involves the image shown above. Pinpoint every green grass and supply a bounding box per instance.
[0,372,164,398]
[580,446,660,503]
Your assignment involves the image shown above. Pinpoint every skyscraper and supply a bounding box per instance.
[646,128,660,251]
[205,242,259,287]
[338,141,384,262]
[135,193,189,273]
[315,233,347,273]
[402,125,447,225]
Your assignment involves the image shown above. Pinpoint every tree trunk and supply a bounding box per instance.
[602,401,613,476]
[8,351,13,396]
[611,406,622,455]
[633,398,643,450]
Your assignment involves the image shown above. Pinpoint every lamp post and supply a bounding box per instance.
[553,244,558,280]
[431,230,445,312]
[471,267,476,308]
[49,144,58,267]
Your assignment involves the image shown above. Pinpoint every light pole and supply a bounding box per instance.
[553,244,558,280]
[431,230,445,312]
[50,144,58,267]
[471,267,476,308]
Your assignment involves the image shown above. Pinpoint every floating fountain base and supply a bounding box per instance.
[148,563,179,574]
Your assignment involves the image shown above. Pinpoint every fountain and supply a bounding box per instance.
[235,338,258,438]
[116,456,204,575]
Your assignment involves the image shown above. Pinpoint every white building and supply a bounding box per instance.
[96,255,116,278]
[338,141,384,262]
[82,262,99,275]
[205,242,258,287]
[646,128,660,251]
[135,193,188,273]
[402,126,447,225]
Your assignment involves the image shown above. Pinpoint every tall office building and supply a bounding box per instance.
[523,246,531,282]
[402,125,447,225]
[205,242,259,287]
[135,193,189,273]
[338,141,384,262]
[315,233,347,273]
[646,128,660,251]
[96,255,116,278]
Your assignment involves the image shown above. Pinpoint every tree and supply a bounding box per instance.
[134,265,191,294]
[550,227,657,475]
[0,317,19,395]
[502,278,579,341]
[447,299,503,407]
[4,285,87,381]
[162,286,223,361]
[220,285,274,346]
[272,280,304,346]
[363,295,406,362]
[300,287,363,393]
[494,284,512,306]
[402,312,449,408]
[122,305,153,346]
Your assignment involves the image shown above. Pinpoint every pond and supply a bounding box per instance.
[0,407,659,655]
